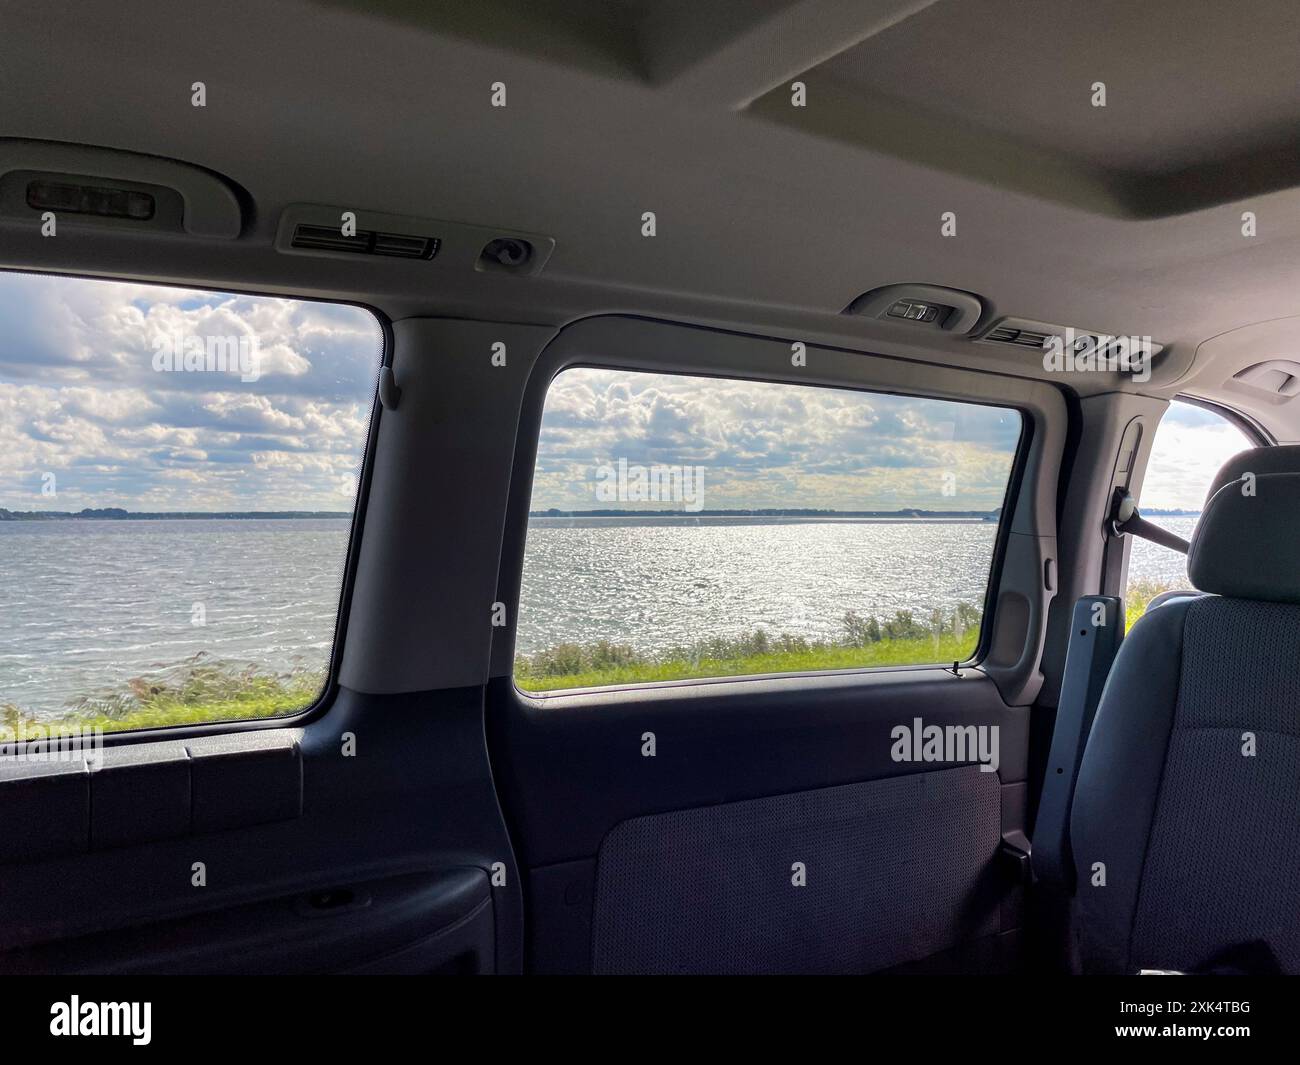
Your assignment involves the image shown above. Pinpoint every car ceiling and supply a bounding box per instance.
[3,0,1300,438]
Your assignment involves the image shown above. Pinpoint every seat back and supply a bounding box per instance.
[1070,468,1300,973]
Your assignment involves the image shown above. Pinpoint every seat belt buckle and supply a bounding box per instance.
[999,830,1032,885]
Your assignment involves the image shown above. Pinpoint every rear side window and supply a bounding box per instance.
[516,367,1023,691]
[0,272,382,740]
[1126,398,1253,622]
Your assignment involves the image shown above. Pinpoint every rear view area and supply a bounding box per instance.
[0,0,1295,1046]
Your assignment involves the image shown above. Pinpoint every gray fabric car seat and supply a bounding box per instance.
[1070,466,1300,974]
[1203,441,1300,499]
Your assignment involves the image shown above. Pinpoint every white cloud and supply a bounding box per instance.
[1140,402,1252,511]
[0,274,381,512]
[530,368,1023,511]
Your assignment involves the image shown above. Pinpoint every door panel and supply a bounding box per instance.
[591,766,999,975]
[481,315,1061,975]
[0,312,537,975]
[1,313,1059,976]
[488,671,1029,974]
[0,868,494,975]
[0,687,523,974]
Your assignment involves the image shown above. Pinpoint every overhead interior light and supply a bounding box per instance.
[886,299,941,323]
[25,179,155,220]
[843,285,983,334]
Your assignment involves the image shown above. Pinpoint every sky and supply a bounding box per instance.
[0,273,1248,516]
[1140,400,1252,511]
[0,273,382,512]
[531,368,1024,512]
[532,372,1255,514]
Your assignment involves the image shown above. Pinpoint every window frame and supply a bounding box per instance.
[0,268,391,750]
[1107,393,1273,601]
[494,316,1060,702]
[1174,394,1273,449]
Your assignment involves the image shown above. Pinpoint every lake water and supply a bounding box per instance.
[1,515,1201,719]
[517,517,1002,655]
[0,519,350,719]
[1127,515,1199,588]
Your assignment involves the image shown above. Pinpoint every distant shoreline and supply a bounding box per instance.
[528,507,1203,519]
[0,508,351,521]
[529,508,1003,519]
[1,506,1203,522]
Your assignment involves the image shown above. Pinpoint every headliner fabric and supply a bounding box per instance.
[1188,472,1300,603]
[591,766,1003,975]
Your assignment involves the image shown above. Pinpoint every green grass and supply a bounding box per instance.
[1124,577,1186,632]
[1,583,1191,735]
[1,655,324,741]
[515,631,975,691]
[516,580,1197,694]
[515,605,982,692]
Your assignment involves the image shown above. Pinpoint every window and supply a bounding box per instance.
[0,272,382,740]
[515,367,1023,691]
[1126,398,1253,621]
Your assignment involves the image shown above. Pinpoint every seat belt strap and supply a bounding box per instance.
[1031,595,1124,892]
[1109,489,1190,554]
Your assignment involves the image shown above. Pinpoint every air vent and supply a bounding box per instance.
[979,319,1162,356]
[291,223,439,260]
[277,205,556,274]
[984,325,1053,349]
[978,316,1165,378]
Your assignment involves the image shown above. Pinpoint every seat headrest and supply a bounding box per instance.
[1189,472,1300,603]
[1204,444,1300,506]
